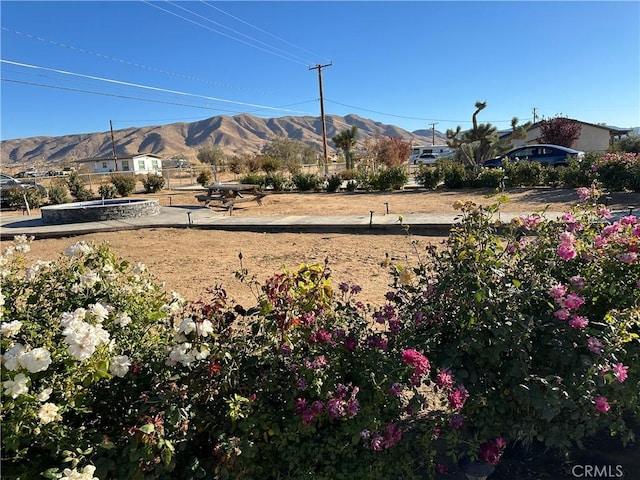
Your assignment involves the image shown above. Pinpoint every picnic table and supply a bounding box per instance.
[195,183,267,215]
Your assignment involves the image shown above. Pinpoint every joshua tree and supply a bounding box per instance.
[447,101,530,170]
[332,126,358,170]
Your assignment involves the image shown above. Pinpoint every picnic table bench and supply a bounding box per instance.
[195,183,267,215]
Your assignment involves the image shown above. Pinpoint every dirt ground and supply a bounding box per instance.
[10,187,640,307]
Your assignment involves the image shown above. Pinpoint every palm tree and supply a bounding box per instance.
[332,126,358,170]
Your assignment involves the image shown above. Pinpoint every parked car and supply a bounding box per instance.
[0,173,47,207]
[412,153,438,165]
[482,144,585,168]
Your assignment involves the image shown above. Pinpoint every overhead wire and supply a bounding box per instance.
[1,26,274,95]
[0,59,313,115]
[140,0,310,66]
[164,0,316,66]
[200,1,331,64]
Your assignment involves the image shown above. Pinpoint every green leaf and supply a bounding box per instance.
[139,424,155,434]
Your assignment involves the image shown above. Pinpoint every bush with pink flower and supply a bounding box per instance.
[385,187,639,467]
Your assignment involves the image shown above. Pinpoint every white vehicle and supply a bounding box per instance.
[409,145,454,165]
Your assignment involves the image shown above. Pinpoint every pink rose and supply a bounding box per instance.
[594,396,610,413]
[587,337,604,354]
[557,244,577,261]
[612,363,628,383]
[568,316,588,329]
[563,293,585,310]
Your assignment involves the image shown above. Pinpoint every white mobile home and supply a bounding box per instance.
[75,154,163,174]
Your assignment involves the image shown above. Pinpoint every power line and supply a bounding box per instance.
[200,1,331,64]
[1,26,274,96]
[0,78,245,113]
[140,0,309,66]
[164,0,316,66]
[325,98,517,124]
[0,59,312,114]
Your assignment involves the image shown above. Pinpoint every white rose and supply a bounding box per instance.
[199,320,214,337]
[3,343,26,371]
[90,303,109,323]
[179,318,196,335]
[1,320,22,337]
[109,355,131,378]
[37,387,53,402]
[38,402,60,424]
[20,347,52,373]
[3,372,29,398]
[63,242,93,258]
[114,312,132,327]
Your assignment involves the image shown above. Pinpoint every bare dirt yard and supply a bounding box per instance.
[13,187,640,307]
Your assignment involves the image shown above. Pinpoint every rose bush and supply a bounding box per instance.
[2,241,456,479]
[384,186,639,466]
[1,237,183,479]
[2,182,638,479]
[161,263,453,479]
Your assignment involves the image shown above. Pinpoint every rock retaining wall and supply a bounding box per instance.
[41,199,160,225]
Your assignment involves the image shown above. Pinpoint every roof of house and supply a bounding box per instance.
[75,153,163,164]
[499,119,633,139]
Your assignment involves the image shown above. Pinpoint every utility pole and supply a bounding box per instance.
[430,122,438,145]
[309,62,332,175]
[110,120,118,171]
[532,107,538,124]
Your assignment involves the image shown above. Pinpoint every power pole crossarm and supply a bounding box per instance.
[309,62,332,175]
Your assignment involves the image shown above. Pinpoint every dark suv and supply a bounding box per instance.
[483,144,585,168]
[0,173,47,208]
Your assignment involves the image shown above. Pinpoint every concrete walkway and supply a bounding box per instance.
[0,205,564,240]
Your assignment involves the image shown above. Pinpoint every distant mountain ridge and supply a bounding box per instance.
[0,113,448,169]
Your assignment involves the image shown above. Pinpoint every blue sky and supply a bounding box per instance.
[1,1,639,141]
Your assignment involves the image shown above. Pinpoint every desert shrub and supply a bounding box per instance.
[473,168,505,189]
[66,171,94,201]
[196,169,213,187]
[593,152,640,191]
[345,180,358,191]
[142,173,165,193]
[47,184,71,205]
[628,160,640,192]
[371,165,408,191]
[243,155,263,173]
[5,187,45,209]
[340,168,359,181]
[555,159,592,189]
[504,160,544,187]
[438,159,471,189]
[97,183,118,199]
[227,156,245,176]
[326,173,343,192]
[291,172,322,191]
[261,156,282,174]
[109,174,136,197]
[617,133,640,154]
[264,172,289,191]
[415,165,442,190]
[240,173,266,186]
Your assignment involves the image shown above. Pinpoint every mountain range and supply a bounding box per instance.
[0,113,448,170]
